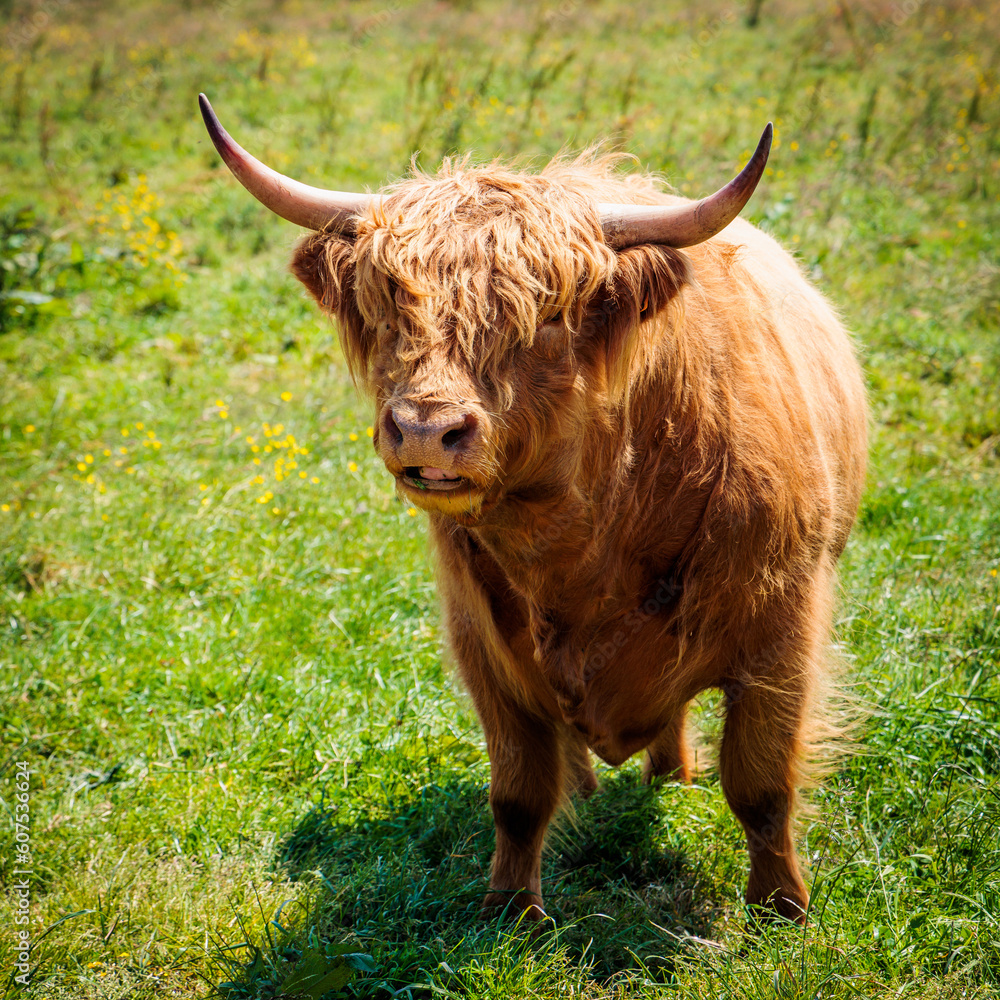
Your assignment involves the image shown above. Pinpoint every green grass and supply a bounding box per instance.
[1,0,998,996]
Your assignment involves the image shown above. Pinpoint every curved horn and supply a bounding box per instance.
[199,93,372,232]
[599,123,773,249]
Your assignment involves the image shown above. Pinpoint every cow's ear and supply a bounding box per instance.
[291,232,373,381]
[290,231,356,313]
[582,245,692,393]
[599,244,691,343]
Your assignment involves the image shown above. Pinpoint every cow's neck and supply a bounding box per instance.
[470,379,712,609]
[470,413,637,598]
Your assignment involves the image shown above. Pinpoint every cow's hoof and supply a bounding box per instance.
[641,753,690,785]
[481,891,550,932]
[745,893,808,931]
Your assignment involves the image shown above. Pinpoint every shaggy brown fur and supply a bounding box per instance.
[291,151,868,925]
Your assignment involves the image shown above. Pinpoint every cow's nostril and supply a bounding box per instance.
[443,414,477,449]
[384,409,404,445]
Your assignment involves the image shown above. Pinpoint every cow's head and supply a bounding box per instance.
[199,95,770,523]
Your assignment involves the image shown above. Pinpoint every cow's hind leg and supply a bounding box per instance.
[719,641,817,926]
[564,725,598,798]
[642,705,691,785]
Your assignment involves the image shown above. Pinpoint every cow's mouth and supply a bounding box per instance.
[402,466,470,492]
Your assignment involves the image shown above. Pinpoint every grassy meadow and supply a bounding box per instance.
[1,0,999,996]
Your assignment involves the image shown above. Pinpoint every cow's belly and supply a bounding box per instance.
[560,612,711,766]
[485,571,718,767]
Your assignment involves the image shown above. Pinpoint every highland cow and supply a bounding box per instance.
[200,94,867,925]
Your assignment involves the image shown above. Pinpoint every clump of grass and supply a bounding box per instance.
[207,888,375,999]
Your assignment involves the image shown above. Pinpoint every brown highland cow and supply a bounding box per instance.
[199,94,867,925]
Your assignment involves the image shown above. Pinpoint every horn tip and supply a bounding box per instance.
[198,93,217,127]
[749,122,773,176]
[759,122,773,155]
[198,93,232,162]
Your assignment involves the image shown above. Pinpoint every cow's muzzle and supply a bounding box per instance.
[383,404,479,464]
[380,402,486,504]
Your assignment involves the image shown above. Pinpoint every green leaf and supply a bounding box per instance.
[278,948,328,991]
[301,963,353,999]
[344,952,376,973]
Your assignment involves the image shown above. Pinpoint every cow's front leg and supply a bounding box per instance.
[480,707,564,922]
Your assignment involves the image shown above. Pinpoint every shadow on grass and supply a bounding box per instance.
[263,765,722,994]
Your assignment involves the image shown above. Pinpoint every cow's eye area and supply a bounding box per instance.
[534,317,568,357]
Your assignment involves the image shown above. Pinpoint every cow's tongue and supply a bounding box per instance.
[420,467,460,481]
